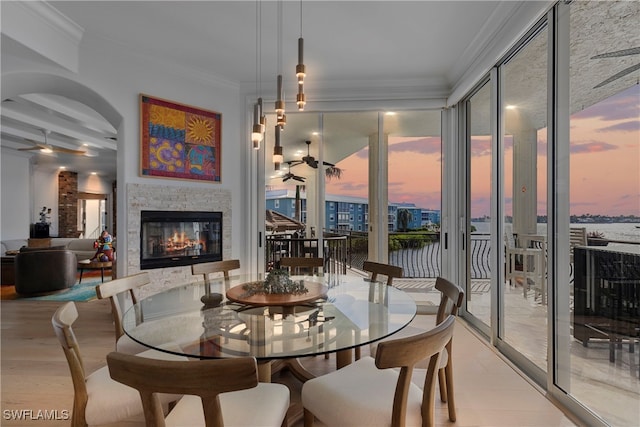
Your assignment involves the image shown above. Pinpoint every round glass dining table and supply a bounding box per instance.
[122,273,417,382]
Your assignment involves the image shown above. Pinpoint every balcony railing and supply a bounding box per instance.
[265,234,348,274]
[266,230,492,279]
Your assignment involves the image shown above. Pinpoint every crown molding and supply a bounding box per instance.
[1,1,84,73]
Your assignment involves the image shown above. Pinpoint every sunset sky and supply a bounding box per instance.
[275,84,639,218]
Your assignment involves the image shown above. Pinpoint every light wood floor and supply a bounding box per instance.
[1,299,580,427]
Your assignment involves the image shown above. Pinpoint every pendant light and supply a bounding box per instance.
[296,0,306,110]
[273,125,283,170]
[251,0,265,149]
[275,0,286,129]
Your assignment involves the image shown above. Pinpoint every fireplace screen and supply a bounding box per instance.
[140,210,222,269]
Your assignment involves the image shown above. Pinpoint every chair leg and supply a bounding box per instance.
[445,361,457,422]
[438,367,447,402]
[303,408,315,427]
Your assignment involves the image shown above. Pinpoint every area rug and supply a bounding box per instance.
[0,270,110,302]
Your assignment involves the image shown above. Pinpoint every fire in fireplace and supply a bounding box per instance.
[140,210,222,269]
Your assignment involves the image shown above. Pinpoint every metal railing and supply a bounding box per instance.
[266,230,493,279]
[265,234,348,274]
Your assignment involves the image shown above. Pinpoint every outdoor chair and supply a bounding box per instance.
[106,352,290,427]
[302,315,456,427]
[569,227,587,282]
[505,230,545,303]
[52,301,184,427]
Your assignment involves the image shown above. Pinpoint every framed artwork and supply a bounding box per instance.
[140,94,221,182]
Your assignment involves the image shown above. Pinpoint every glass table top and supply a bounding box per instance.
[122,274,417,360]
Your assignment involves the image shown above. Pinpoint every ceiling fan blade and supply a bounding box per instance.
[593,62,640,88]
[293,176,305,182]
[322,161,335,167]
[591,47,640,59]
[53,146,87,155]
[17,147,42,151]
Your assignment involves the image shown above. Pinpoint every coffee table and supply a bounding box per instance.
[77,259,112,283]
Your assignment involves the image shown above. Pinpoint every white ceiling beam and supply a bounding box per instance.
[1,104,117,150]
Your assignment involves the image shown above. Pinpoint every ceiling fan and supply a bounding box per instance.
[282,162,306,182]
[17,129,86,155]
[288,140,335,169]
[591,46,640,89]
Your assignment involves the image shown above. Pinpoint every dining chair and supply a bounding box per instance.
[52,301,184,427]
[191,259,241,284]
[432,276,465,422]
[106,352,290,427]
[369,276,464,422]
[95,271,155,354]
[279,256,324,275]
[354,260,404,360]
[302,314,456,427]
[363,260,403,286]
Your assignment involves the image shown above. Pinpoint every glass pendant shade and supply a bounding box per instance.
[273,144,283,164]
[251,102,263,149]
[274,126,283,169]
[296,38,306,83]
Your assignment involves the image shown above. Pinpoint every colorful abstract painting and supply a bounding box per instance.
[140,95,221,182]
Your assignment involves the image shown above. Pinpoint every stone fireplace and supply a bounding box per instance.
[127,183,231,295]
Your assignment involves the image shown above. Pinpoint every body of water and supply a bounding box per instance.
[472,222,640,244]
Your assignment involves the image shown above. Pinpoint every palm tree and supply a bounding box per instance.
[325,166,343,181]
[397,208,412,232]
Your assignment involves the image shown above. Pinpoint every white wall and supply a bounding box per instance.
[1,150,31,240]
[78,173,111,194]
[32,168,59,236]
[2,16,245,272]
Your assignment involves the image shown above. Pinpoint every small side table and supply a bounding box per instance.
[77,259,113,283]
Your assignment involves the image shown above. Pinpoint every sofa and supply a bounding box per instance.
[14,249,77,295]
[1,238,101,262]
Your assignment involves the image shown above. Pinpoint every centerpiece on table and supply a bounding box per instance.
[241,269,309,297]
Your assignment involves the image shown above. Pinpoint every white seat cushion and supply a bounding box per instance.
[165,383,290,427]
[116,334,153,354]
[85,348,186,425]
[302,356,424,427]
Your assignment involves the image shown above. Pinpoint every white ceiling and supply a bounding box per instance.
[0,1,522,181]
[3,1,637,183]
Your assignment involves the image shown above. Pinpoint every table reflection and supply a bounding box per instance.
[122,274,416,363]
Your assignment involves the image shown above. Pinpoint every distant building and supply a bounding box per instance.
[266,189,440,232]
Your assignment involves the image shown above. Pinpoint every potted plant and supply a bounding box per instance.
[587,231,608,246]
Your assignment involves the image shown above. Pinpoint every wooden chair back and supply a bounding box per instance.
[51,301,89,426]
[106,352,259,427]
[375,315,456,427]
[434,276,465,324]
[362,260,403,286]
[95,272,150,342]
[191,259,241,285]
[279,257,323,275]
[433,276,464,422]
